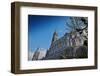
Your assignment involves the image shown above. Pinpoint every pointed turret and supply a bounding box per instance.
[51,30,58,45]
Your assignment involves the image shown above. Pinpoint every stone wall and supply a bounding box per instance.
[44,31,87,60]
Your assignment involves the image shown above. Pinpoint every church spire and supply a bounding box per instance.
[51,30,58,44]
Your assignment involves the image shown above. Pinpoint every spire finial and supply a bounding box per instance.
[51,30,58,45]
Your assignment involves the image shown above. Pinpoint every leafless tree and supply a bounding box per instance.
[65,17,88,46]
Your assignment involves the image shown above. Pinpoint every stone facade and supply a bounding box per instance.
[44,31,87,60]
[32,48,46,60]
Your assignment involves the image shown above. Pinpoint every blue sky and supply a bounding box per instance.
[28,15,69,52]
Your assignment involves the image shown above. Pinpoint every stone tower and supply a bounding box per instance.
[32,48,40,60]
[51,30,58,45]
[32,48,47,60]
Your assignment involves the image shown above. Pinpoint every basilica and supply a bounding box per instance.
[32,28,88,60]
[43,30,88,60]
